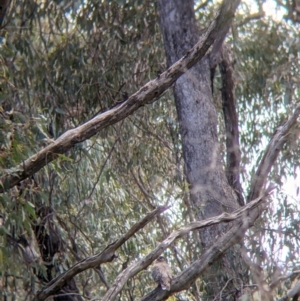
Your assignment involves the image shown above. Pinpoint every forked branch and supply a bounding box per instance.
[34,190,269,301]
[34,99,300,300]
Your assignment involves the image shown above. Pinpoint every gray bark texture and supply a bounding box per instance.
[157,0,247,299]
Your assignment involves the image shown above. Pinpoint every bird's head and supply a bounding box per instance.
[156,256,167,262]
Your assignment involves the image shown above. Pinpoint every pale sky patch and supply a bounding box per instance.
[244,0,286,20]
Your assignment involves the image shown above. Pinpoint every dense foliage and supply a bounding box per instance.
[0,0,299,300]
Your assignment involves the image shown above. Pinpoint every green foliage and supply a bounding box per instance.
[0,0,299,299]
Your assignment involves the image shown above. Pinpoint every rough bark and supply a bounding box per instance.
[157,0,245,299]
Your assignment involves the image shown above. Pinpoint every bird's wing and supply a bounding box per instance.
[160,275,171,290]
[163,262,172,278]
[152,264,162,283]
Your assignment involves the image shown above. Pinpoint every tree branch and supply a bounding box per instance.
[235,12,265,27]
[194,0,212,12]
[102,191,273,301]
[219,44,244,205]
[138,191,273,301]
[0,0,241,193]
[33,98,300,301]
[33,206,169,301]
[247,104,300,202]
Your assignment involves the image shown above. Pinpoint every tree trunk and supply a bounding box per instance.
[158,1,247,299]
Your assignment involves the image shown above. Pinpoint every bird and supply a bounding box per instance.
[151,256,172,290]
[16,235,40,264]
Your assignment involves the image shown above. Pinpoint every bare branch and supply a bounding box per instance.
[33,206,169,301]
[247,104,300,202]
[235,12,265,27]
[102,190,273,301]
[210,0,242,69]
[0,0,241,193]
[235,1,264,27]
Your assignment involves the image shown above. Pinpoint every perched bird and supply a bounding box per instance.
[17,235,40,264]
[152,256,172,290]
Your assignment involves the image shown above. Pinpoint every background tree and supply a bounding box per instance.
[0,0,300,301]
